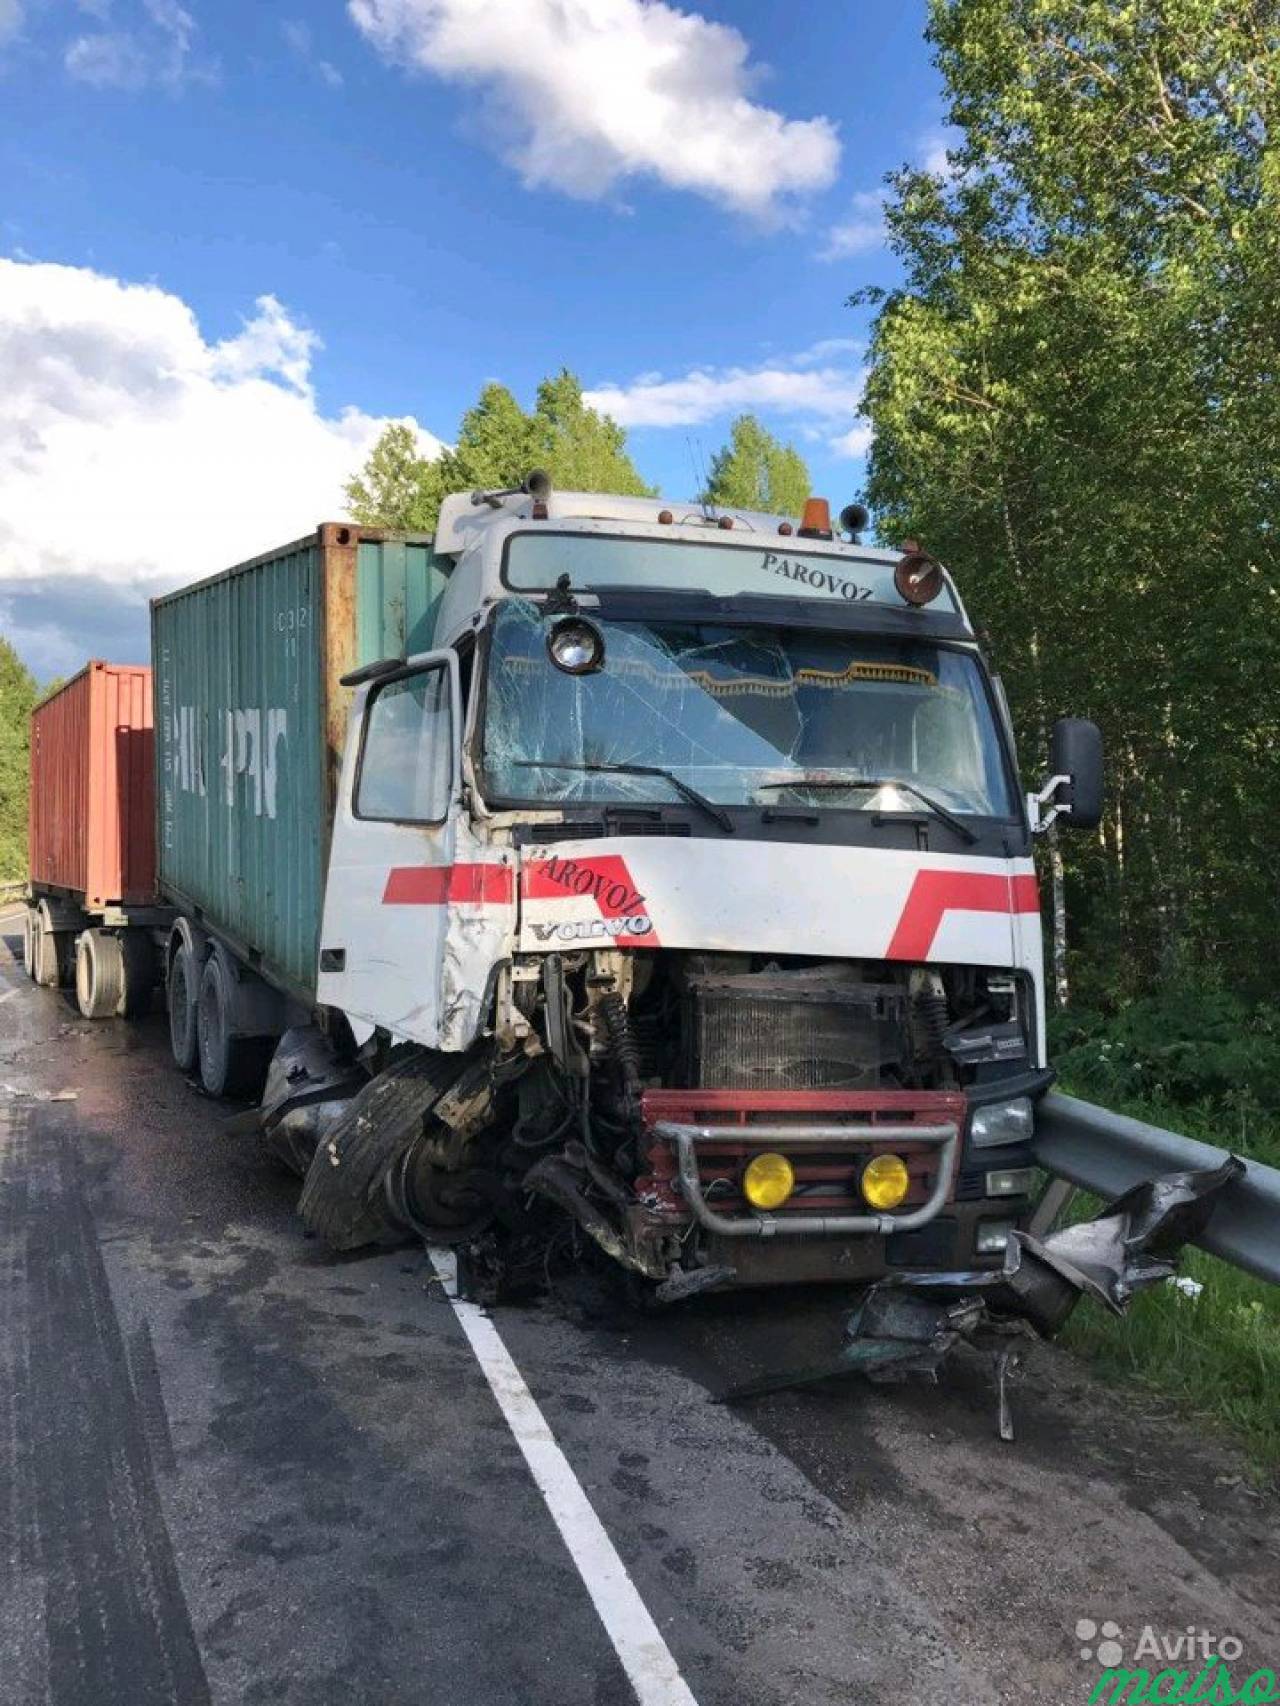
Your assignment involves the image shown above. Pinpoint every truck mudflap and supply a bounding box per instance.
[638,1089,965,1238]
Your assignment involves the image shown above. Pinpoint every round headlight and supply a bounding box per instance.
[547,618,605,675]
[861,1153,911,1211]
[742,1152,795,1212]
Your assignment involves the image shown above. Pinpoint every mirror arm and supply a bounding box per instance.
[1029,773,1071,834]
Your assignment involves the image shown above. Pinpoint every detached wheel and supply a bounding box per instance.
[299,1051,462,1251]
[196,952,271,1099]
[75,929,125,1019]
[168,942,200,1071]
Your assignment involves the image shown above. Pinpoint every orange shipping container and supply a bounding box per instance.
[29,662,155,910]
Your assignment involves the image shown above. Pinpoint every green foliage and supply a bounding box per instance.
[345,370,653,532]
[450,383,539,492]
[703,414,811,517]
[858,0,1280,999]
[528,370,655,497]
[1052,1071,1280,1476]
[0,638,38,882]
[1051,991,1280,1140]
[1064,1240,1280,1477]
[344,422,448,531]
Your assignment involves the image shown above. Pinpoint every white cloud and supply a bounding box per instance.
[0,258,443,669]
[282,18,343,88]
[817,190,884,262]
[585,341,870,461]
[816,131,962,263]
[918,129,958,178]
[65,31,150,87]
[587,351,862,430]
[829,423,873,460]
[0,0,24,46]
[65,0,203,90]
[348,0,840,217]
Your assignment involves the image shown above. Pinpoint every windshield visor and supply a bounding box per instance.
[502,530,959,614]
[481,603,1015,818]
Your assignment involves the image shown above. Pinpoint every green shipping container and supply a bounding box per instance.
[152,524,449,1002]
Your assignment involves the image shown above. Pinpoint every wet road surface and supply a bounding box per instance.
[1,915,1277,1705]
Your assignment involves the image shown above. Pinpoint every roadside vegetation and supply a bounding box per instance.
[856,5,1280,1474]
[0,637,38,884]
[1051,993,1280,1476]
[345,369,811,532]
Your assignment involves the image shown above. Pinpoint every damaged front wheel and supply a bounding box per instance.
[298,1050,468,1250]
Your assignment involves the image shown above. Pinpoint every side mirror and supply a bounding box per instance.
[1047,717,1103,830]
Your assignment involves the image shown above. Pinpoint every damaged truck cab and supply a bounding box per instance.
[301,483,1103,1295]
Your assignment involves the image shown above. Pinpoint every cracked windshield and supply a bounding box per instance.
[482,601,1014,817]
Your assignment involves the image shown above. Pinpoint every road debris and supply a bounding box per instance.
[720,1157,1244,1439]
[2,1083,78,1101]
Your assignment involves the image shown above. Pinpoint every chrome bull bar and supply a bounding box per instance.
[653,1120,960,1239]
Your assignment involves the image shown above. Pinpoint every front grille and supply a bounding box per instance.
[686,965,907,1091]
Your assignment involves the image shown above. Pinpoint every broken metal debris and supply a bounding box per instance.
[719,1157,1244,1440]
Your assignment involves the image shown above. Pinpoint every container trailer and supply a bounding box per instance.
[24,661,167,1011]
[23,486,1104,1297]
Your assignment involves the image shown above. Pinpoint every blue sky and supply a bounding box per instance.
[0,0,946,677]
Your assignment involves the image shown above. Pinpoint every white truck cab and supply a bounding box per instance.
[303,482,1103,1295]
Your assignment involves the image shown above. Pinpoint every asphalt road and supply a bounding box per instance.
[1,915,1278,1706]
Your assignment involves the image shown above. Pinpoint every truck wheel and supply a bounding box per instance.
[32,911,67,990]
[75,929,125,1019]
[168,942,200,1071]
[196,952,271,1099]
[299,1051,461,1251]
[22,909,38,981]
[118,930,155,1020]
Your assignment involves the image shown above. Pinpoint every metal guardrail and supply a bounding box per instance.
[1034,1090,1280,1287]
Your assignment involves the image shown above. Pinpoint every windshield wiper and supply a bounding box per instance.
[757,775,977,844]
[513,760,735,834]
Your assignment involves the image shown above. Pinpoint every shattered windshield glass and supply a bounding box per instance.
[481,602,1015,818]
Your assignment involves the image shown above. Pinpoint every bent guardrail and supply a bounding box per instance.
[1033,1090,1280,1287]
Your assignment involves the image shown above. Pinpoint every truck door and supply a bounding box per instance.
[317,651,461,1046]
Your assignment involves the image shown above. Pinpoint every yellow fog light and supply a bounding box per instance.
[861,1153,910,1211]
[742,1152,795,1211]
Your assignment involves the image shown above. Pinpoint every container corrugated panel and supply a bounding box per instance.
[29,662,155,909]
[153,525,443,1001]
[356,536,449,663]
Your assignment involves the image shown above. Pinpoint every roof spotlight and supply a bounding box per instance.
[524,469,552,500]
[894,546,945,607]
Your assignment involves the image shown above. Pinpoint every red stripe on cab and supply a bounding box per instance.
[382,863,515,905]
[886,870,1039,961]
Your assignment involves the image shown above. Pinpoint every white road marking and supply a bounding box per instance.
[428,1247,700,1706]
[0,986,20,1004]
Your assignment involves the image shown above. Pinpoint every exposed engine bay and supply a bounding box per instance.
[266,947,1040,1302]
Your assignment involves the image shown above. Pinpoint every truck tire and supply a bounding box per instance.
[22,909,38,981]
[118,930,155,1019]
[75,929,125,1019]
[196,952,272,1099]
[298,1051,460,1251]
[32,910,68,990]
[168,941,201,1071]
